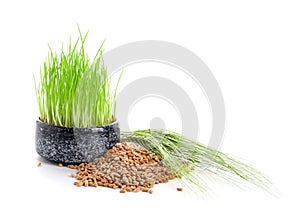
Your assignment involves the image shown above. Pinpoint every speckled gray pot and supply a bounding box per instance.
[36,120,120,164]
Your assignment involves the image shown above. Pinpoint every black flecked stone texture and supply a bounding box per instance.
[36,120,120,164]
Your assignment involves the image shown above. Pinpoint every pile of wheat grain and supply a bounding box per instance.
[70,143,175,193]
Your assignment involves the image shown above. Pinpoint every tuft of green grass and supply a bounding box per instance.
[34,27,119,128]
[121,129,273,194]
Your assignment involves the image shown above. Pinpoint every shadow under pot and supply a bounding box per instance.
[35,120,120,164]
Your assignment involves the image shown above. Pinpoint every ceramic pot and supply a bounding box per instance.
[36,120,120,164]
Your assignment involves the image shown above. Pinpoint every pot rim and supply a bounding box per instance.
[37,118,119,130]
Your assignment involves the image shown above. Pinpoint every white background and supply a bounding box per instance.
[0,0,299,222]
